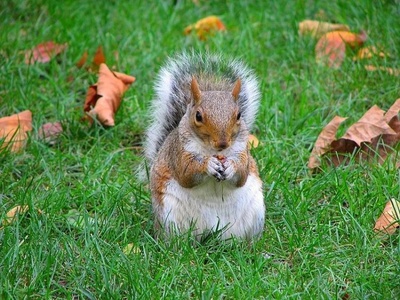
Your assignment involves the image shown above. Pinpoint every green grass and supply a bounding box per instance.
[1,0,400,298]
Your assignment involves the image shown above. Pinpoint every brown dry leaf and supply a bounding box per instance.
[84,63,136,126]
[354,46,387,60]
[316,31,367,68]
[248,134,260,149]
[24,41,67,64]
[184,16,226,40]
[308,116,347,169]
[38,122,63,144]
[340,105,396,146]
[309,99,400,170]
[298,20,350,39]
[0,110,32,152]
[374,199,400,235]
[93,46,106,67]
[364,65,400,77]
[76,50,88,68]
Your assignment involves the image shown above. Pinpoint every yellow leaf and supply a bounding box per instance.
[299,20,350,39]
[123,243,141,255]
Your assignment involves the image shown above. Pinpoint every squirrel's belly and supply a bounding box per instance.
[160,174,265,239]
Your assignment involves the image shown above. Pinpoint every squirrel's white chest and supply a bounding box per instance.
[160,174,265,240]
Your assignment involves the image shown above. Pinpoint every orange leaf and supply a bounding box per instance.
[374,199,400,235]
[298,20,350,39]
[308,116,347,169]
[315,31,367,68]
[184,16,226,40]
[24,41,67,64]
[0,110,32,152]
[83,64,136,126]
[248,134,260,149]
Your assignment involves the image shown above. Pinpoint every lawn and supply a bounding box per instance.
[1,0,400,299]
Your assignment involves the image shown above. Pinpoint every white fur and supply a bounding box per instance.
[160,174,265,240]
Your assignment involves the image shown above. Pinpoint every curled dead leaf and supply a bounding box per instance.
[83,63,136,126]
[308,116,347,170]
[184,16,226,40]
[299,20,350,39]
[24,41,67,64]
[0,110,32,152]
[374,199,400,235]
[308,99,400,170]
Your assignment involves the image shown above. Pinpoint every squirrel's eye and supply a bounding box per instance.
[237,112,241,120]
[195,111,203,122]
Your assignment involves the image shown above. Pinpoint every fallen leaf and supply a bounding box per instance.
[374,199,400,234]
[92,46,106,68]
[365,65,400,77]
[2,205,43,227]
[248,134,260,149]
[308,99,400,170]
[76,50,88,68]
[184,16,226,40]
[24,41,67,64]
[66,209,97,230]
[38,122,63,144]
[83,63,136,126]
[316,31,367,68]
[3,205,29,225]
[298,20,350,39]
[123,243,141,255]
[0,110,32,152]
[354,46,387,60]
[308,116,348,169]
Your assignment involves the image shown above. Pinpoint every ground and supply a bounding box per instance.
[0,0,399,299]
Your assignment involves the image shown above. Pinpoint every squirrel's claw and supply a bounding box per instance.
[222,159,236,180]
[207,157,225,181]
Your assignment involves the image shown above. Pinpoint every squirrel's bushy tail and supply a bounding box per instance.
[145,52,260,166]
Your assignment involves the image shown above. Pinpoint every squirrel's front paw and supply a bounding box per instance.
[222,159,237,180]
[207,157,225,181]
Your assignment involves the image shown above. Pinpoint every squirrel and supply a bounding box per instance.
[144,52,265,240]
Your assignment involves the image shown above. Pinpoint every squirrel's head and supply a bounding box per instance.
[189,76,244,152]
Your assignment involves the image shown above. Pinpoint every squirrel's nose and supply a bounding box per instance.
[216,141,228,150]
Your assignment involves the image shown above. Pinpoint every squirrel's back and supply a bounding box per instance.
[145,52,260,165]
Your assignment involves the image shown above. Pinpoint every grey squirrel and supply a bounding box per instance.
[145,52,265,240]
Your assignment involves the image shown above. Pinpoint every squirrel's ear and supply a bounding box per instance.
[231,79,241,101]
[191,76,201,104]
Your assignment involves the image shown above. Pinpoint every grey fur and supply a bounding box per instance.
[145,52,261,166]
